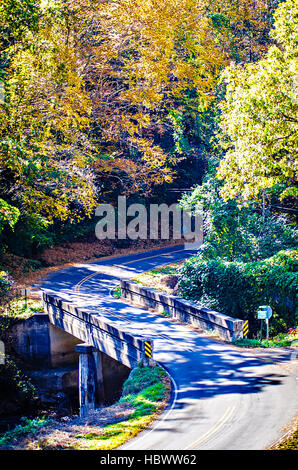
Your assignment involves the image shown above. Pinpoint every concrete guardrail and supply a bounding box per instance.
[120,280,245,342]
[43,292,154,369]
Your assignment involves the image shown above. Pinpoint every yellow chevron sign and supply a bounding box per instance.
[144,341,152,358]
[243,320,249,337]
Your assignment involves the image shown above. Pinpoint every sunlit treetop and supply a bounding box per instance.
[217,0,298,201]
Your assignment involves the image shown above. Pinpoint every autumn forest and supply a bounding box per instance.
[0,0,297,317]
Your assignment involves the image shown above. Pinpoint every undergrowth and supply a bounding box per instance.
[0,364,170,450]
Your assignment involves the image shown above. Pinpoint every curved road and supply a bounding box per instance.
[37,245,298,450]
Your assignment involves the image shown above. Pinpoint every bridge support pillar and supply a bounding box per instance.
[75,343,103,418]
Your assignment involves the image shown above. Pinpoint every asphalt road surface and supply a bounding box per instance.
[37,245,298,450]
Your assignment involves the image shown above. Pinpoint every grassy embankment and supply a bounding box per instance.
[0,364,170,450]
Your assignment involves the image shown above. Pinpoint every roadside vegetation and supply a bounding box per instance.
[0,295,43,421]
[233,330,298,349]
[133,263,298,347]
[271,420,298,450]
[178,249,297,337]
[274,431,298,451]
[131,262,183,294]
[0,365,170,450]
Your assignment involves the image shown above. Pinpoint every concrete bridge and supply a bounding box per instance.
[43,292,154,417]
[41,243,245,418]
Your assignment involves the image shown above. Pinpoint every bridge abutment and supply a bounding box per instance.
[5,312,133,416]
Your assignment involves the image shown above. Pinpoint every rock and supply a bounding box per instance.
[159,275,179,289]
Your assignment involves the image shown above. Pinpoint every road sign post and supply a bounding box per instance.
[257,306,272,340]
[265,318,269,341]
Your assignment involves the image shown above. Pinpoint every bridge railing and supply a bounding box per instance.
[42,292,154,368]
[120,280,244,342]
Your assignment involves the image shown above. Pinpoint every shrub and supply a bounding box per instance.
[0,417,50,447]
[0,271,11,304]
[0,358,39,416]
[121,365,166,396]
[178,249,298,336]
[179,169,297,264]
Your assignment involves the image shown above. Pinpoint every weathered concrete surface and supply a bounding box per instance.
[101,352,130,404]
[9,313,51,367]
[9,313,80,367]
[120,280,244,342]
[49,324,81,367]
[76,343,97,417]
[27,365,78,390]
[43,292,155,368]
[7,311,133,410]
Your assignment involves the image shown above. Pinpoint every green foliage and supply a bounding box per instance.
[0,358,38,414]
[5,213,53,257]
[167,109,192,155]
[0,198,19,233]
[3,297,43,319]
[180,169,297,262]
[217,0,298,201]
[0,416,50,447]
[120,366,167,421]
[179,250,298,336]
[266,249,298,272]
[233,328,298,348]
[112,287,122,299]
[121,383,166,418]
[121,365,166,396]
[0,0,39,47]
[0,270,11,304]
